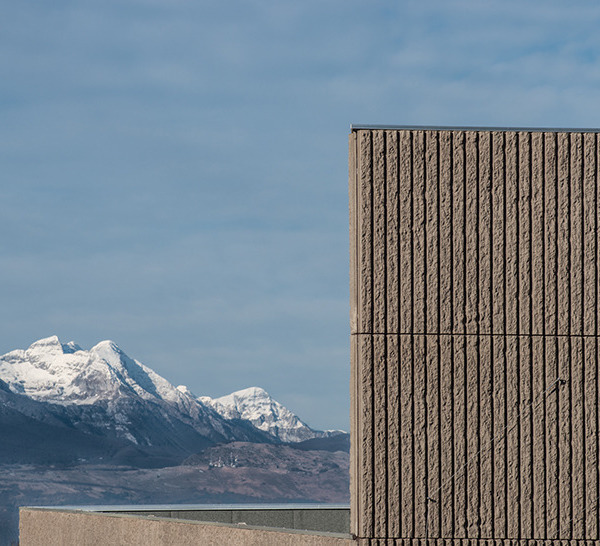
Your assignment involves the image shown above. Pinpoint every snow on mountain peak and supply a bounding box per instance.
[235,386,268,398]
[26,336,82,356]
[177,385,196,398]
[0,337,283,449]
[0,338,222,419]
[27,335,64,355]
[201,387,322,443]
[62,341,82,354]
[90,340,120,357]
[1,337,174,407]
[0,337,336,445]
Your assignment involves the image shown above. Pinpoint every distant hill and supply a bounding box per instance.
[287,433,350,452]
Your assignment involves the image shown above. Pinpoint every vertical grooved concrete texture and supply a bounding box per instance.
[349,128,600,542]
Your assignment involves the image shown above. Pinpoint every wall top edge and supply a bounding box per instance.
[23,503,350,512]
[350,123,600,133]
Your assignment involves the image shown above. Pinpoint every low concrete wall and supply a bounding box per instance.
[19,508,355,546]
[108,504,350,534]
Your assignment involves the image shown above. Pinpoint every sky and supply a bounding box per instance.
[2,0,600,431]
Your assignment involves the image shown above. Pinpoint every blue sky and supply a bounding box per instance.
[2,0,600,430]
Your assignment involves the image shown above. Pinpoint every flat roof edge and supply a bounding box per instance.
[22,503,351,512]
[351,124,600,133]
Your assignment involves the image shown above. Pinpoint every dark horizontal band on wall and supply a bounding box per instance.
[351,124,600,133]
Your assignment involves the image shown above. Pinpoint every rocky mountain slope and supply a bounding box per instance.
[0,337,344,465]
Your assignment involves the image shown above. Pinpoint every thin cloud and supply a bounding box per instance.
[3,0,600,429]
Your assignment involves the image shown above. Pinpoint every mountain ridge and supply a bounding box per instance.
[0,336,343,464]
[200,386,344,443]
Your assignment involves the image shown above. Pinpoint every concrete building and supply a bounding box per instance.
[20,125,600,544]
[350,125,600,544]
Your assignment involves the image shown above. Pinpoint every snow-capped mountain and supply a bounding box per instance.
[199,386,342,443]
[2,336,190,408]
[0,336,273,457]
[0,336,339,463]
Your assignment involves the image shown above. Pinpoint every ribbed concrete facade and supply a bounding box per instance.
[349,128,600,543]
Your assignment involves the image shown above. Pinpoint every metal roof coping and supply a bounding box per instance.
[350,124,600,133]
